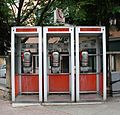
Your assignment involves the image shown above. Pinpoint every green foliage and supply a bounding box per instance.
[0,0,120,54]
[112,6,120,14]
[0,1,11,18]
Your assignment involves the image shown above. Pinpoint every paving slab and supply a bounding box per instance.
[0,97,120,115]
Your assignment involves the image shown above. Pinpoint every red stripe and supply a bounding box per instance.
[48,28,69,32]
[80,28,101,32]
[16,28,37,32]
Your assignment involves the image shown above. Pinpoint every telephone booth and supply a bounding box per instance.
[43,26,75,102]
[11,27,42,103]
[75,26,107,102]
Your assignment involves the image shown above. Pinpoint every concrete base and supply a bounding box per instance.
[12,101,104,107]
[42,101,104,106]
[12,103,41,107]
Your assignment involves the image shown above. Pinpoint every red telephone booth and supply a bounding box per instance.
[11,27,42,103]
[43,26,75,102]
[75,26,107,102]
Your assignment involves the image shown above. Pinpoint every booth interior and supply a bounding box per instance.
[11,27,42,103]
[75,27,106,102]
[43,27,74,102]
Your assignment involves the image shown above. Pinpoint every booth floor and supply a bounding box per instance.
[48,94,71,102]
[47,93,102,102]
[15,93,102,103]
[15,95,39,102]
[79,93,102,102]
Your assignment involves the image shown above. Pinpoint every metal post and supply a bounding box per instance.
[102,27,107,100]
[96,38,100,92]
[43,28,48,102]
[76,27,80,101]
[38,27,42,102]
[71,27,75,101]
[18,38,22,94]
[69,37,71,94]
[11,27,15,102]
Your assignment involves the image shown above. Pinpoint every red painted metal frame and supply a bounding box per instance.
[48,28,69,32]
[80,28,101,32]
[16,28,37,32]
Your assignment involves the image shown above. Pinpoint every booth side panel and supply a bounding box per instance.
[99,73,103,95]
[15,75,19,96]
[15,74,39,93]
[21,74,39,92]
[80,74,96,91]
[49,74,69,92]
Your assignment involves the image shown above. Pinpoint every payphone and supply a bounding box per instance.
[51,51,60,73]
[22,50,32,73]
[80,50,88,67]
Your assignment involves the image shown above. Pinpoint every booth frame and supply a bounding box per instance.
[75,26,107,101]
[11,26,107,104]
[43,26,75,102]
[11,26,42,102]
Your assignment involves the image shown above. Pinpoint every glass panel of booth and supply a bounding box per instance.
[47,35,70,74]
[48,53,69,74]
[15,37,39,70]
[21,39,39,74]
[79,39,96,73]
[14,34,40,99]
[32,55,39,73]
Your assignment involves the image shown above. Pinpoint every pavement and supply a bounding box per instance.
[0,97,120,115]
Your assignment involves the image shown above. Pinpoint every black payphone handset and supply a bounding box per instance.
[51,51,60,67]
[80,50,88,67]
